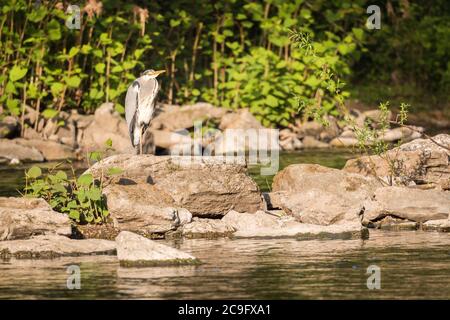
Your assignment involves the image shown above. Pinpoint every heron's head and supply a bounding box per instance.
[141,69,166,79]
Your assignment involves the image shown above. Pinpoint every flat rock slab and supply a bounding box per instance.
[223,210,368,240]
[422,219,450,232]
[362,186,450,225]
[0,197,71,240]
[233,222,369,240]
[0,235,116,259]
[0,139,44,163]
[116,231,199,267]
[181,218,235,239]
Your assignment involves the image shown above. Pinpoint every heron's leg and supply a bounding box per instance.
[139,127,144,155]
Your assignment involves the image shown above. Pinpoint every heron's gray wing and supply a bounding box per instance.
[125,81,140,145]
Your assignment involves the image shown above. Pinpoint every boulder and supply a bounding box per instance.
[219,109,263,130]
[344,134,450,189]
[103,183,192,236]
[181,217,235,239]
[0,116,19,138]
[361,186,450,225]
[294,120,323,138]
[81,103,134,154]
[116,231,199,267]
[14,138,76,161]
[362,109,393,126]
[279,136,303,151]
[0,139,44,164]
[379,126,423,143]
[88,154,264,217]
[0,197,71,240]
[0,234,116,259]
[330,136,359,147]
[302,136,329,149]
[272,164,381,225]
[151,102,226,131]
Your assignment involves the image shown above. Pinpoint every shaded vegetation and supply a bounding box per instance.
[0,0,448,129]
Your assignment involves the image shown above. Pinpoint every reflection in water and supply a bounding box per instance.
[1,231,449,299]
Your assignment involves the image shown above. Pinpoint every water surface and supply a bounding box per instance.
[0,150,449,299]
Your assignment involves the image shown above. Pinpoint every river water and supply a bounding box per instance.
[0,150,449,299]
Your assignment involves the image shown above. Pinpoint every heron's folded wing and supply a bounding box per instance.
[125,81,140,128]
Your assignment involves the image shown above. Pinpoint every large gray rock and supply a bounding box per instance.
[0,139,44,164]
[344,134,450,189]
[14,138,76,161]
[222,210,368,240]
[302,136,329,149]
[0,197,71,240]
[81,103,134,154]
[219,109,263,130]
[88,154,263,217]
[151,103,226,131]
[379,126,423,143]
[181,217,235,239]
[272,164,381,225]
[116,231,199,267]
[361,186,450,225]
[0,234,116,259]
[103,184,192,236]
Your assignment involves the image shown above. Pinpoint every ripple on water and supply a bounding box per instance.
[0,230,449,299]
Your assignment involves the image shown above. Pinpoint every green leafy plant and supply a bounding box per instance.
[24,165,109,224]
[23,139,123,224]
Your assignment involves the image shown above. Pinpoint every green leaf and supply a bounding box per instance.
[55,171,68,180]
[52,183,66,193]
[69,210,80,221]
[42,108,58,119]
[107,167,123,176]
[87,187,102,201]
[68,47,80,58]
[50,82,64,96]
[9,66,28,82]
[265,95,278,107]
[88,151,102,162]
[47,19,61,41]
[95,63,105,74]
[77,174,93,187]
[66,75,81,88]
[27,166,42,179]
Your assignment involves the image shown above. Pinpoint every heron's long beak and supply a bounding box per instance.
[153,70,166,77]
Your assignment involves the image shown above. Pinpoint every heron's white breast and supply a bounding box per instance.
[138,103,155,125]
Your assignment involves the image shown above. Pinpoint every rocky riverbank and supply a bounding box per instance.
[1,100,444,164]
[0,133,449,265]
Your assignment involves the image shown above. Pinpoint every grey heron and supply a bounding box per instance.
[125,69,165,154]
